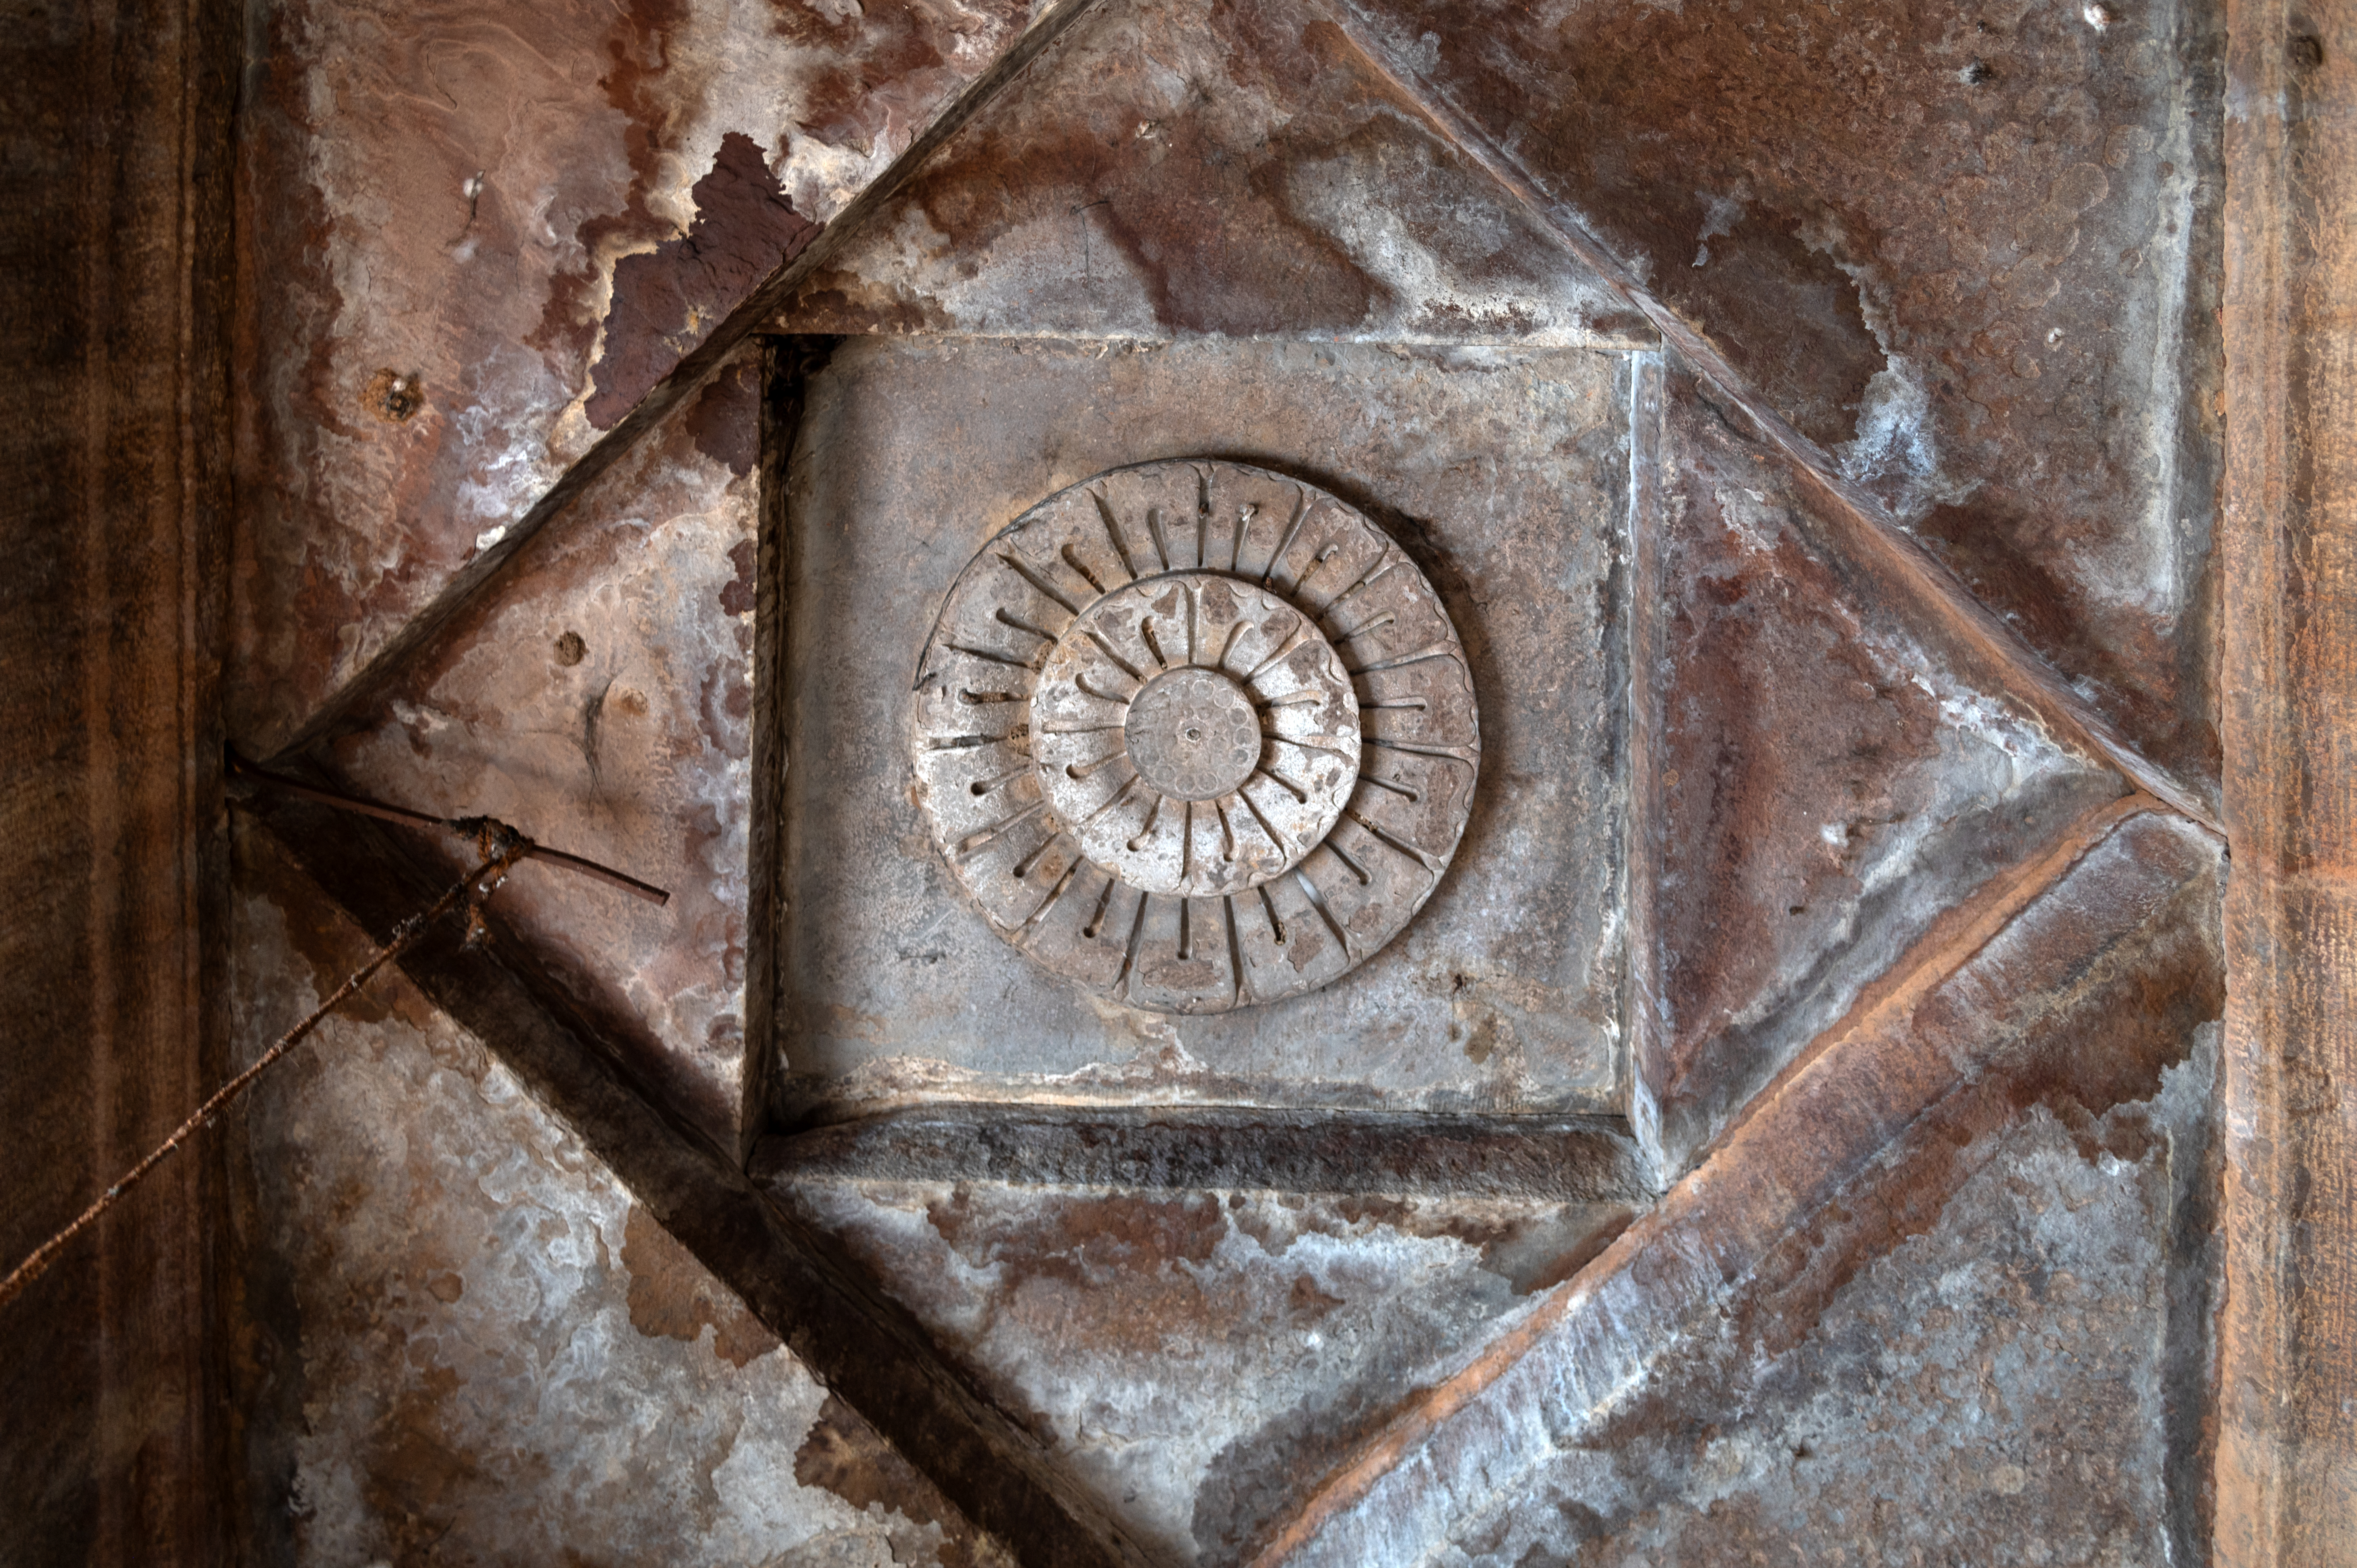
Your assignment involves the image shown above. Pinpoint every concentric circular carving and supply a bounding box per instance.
[1031,572,1360,899]
[912,460,1479,1014]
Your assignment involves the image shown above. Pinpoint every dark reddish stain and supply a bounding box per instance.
[924,1188,1231,1291]
[793,1393,985,1568]
[719,539,758,616]
[527,0,694,388]
[685,358,761,478]
[619,1203,782,1367]
[585,133,819,429]
[785,0,950,152]
[1359,0,2223,791]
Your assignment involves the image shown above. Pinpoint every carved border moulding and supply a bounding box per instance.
[911,460,1480,1014]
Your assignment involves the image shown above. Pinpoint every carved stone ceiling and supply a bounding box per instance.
[227,0,2226,1561]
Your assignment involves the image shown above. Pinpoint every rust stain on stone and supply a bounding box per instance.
[620,1203,783,1367]
[686,356,762,478]
[362,367,424,423]
[720,539,760,616]
[1355,0,2224,791]
[586,133,820,429]
[793,1393,994,1568]
[777,0,951,155]
[525,0,695,380]
[783,0,1643,343]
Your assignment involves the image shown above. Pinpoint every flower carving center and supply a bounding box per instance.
[1124,669,1262,801]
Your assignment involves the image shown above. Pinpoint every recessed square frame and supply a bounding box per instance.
[749,333,1660,1184]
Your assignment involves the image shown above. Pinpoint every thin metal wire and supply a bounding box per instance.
[0,847,519,1313]
[227,751,671,905]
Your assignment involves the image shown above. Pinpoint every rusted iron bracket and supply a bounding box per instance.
[228,750,671,905]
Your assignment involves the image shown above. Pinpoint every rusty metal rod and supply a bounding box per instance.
[227,750,671,905]
[0,849,518,1313]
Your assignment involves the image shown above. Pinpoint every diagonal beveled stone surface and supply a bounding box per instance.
[773,0,1646,348]
[1331,0,2225,803]
[1259,802,2222,1564]
[1638,353,2128,1173]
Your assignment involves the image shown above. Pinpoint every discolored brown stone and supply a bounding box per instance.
[1641,356,2125,1170]
[231,0,1051,752]
[775,0,1647,347]
[1334,0,2226,799]
[585,134,821,430]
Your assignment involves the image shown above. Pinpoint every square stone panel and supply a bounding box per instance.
[773,336,1634,1121]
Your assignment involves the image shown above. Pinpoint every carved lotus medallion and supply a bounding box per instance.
[911,460,1479,1013]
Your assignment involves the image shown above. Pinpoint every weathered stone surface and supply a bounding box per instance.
[232,0,1047,749]
[776,1175,1636,1564]
[1336,0,2225,799]
[12,0,2292,1559]
[777,0,1645,347]
[228,825,1006,1566]
[1435,1059,2216,1566]
[1642,356,2125,1169]
[1265,806,2223,1563]
[778,335,1630,1120]
[322,340,764,1152]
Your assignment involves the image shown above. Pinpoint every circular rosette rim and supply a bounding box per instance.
[910,459,1478,1015]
